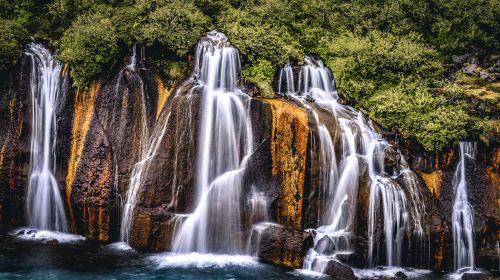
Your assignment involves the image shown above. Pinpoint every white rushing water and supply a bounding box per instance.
[452,142,476,272]
[279,56,425,272]
[172,31,253,254]
[119,43,153,243]
[25,43,68,232]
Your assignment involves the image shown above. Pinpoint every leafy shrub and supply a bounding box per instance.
[59,7,121,89]
[134,0,211,56]
[411,106,471,151]
[0,19,29,72]
[319,31,444,102]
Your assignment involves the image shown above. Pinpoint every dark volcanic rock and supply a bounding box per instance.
[461,272,494,280]
[395,271,407,279]
[314,235,335,255]
[323,260,356,280]
[129,82,201,250]
[0,55,33,225]
[257,225,313,268]
[46,239,59,246]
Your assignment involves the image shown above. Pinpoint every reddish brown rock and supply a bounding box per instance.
[129,82,201,250]
[257,225,313,268]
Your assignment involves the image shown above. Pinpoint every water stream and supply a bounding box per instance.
[119,44,153,243]
[25,43,68,232]
[279,56,425,272]
[172,31,253,254]
[452,142,476,272]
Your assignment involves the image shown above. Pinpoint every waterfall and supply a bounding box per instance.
[119,44,155,243]
[25,43,68,232]
[280,56,424,272]
[452,142,476,272]
[278,63,295,94]
[172,31,253,254]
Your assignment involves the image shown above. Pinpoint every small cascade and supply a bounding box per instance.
[368,177,409,266]
[172,31,253,254]
[399,158,428,265]
[120,105,170,244]
[278,63,295,95]
[247,187,270,225]
[452,142,476,272]
[25,43,68,232]
[119,44,153,243]
[279,56,425,272]
[245,187,271,256]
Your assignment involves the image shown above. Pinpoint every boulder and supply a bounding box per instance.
[314,235,335,255]
[463,64,478,75]
[452,54,470,64]
[323,260,356,280]
[257,225,313,268]
[394,271,407,279]
[384,144,401,173]
[461,272,494,280]
[46,239,59,246]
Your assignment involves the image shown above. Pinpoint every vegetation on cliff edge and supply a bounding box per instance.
[0,0,498,151]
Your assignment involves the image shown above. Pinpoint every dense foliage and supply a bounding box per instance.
[0,0,498,151]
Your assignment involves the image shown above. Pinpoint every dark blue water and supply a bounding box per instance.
[0,227,321,280]
[1,227,495,280]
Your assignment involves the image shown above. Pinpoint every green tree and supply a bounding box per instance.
[59,7,121,89]
[0,19,29,72]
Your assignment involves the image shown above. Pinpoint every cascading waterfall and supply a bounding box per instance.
[172,31,253,254]
[278,63,295,95]
[25,43,68,232]
[279,56,424,272]
[246,187,272,256]
[452,142,476,272]
[120,44,154,243]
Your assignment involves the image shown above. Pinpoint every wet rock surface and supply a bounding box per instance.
[0,51,498,276]
[0,56,32,225]
[129,83,201,250]
[461,272,494,280]
[257,225,313,268]
[323,260,356,280]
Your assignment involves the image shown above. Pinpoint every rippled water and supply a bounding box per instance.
[2,228,495,280]
[0,228,319,280]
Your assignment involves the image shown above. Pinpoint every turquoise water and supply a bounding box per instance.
[2,227,493,280]
[0,228,320,280]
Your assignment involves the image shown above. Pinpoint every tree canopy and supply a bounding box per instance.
[0,0,498,151]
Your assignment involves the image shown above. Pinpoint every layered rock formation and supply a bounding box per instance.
[0,43,498,275]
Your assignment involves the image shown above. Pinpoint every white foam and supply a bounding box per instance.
[292,269,328,278]
[446,268,487,280]
[106,242,134,251]
[353,266,432,279]
[10,227,85,243]
[150,253,259,269]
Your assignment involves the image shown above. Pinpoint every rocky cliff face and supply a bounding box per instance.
[0,56,32,225]
[0,50,498,273]
[408,144,500,270]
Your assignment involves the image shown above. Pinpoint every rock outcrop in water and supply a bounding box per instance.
[0,35,498,276]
